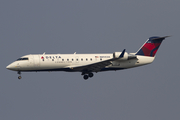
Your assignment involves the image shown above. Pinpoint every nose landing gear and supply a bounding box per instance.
[18,76,22,79]
[17,71,22,79]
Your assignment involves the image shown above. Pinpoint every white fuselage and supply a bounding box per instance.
[6,36,167,80]
[6,53,154,72]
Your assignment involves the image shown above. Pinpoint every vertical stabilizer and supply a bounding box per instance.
[135,36,169,57]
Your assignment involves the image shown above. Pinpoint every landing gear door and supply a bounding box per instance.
[33,55,40,67]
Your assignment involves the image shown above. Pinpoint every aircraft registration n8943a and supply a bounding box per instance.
[6,36,169,80]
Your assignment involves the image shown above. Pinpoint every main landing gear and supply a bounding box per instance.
[17,71,22,79]
[83,72,94,80]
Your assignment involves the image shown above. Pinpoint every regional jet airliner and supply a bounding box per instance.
[6,36,169,80]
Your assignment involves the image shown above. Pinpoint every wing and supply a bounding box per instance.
[68,49,126,74]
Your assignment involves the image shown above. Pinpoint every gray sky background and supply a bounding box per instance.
[1,0,180,120]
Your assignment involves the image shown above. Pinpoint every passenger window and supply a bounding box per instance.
[67,59,69,61]
[86,58,88,61]
[72,59,74,61]
[81,59,83,61]
[62,59,64,61]
[90,58,92,61]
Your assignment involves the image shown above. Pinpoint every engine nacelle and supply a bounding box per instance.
[113,52,129,60]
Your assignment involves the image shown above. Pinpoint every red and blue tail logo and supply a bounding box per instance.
[136,36,167,57]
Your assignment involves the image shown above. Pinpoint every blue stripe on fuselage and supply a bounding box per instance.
[21,67,126,72]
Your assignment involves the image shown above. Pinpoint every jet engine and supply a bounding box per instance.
[113,52,128,60]
[113,52,137,60]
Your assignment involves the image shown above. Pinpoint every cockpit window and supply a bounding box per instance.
[16,57,29,61]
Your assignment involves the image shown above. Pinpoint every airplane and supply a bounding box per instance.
[6,36,169,80]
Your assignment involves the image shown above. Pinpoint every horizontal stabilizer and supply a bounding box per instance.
[151,36,170,41]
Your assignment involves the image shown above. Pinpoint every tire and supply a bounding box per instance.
[83,75,88,80]
[18,76,22,79]
[88,73,94,78]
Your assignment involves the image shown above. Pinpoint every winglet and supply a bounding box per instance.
[119,49,126,58]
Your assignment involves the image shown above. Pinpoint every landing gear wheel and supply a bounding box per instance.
[18,76,22,79]
[83,75,89,80]
[17,71,22,79]
[88,73,94,78]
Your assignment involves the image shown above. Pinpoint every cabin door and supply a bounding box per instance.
[33,55,40,67]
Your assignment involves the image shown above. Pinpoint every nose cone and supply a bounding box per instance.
[6,64,13,70]
[6,63,18,71]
